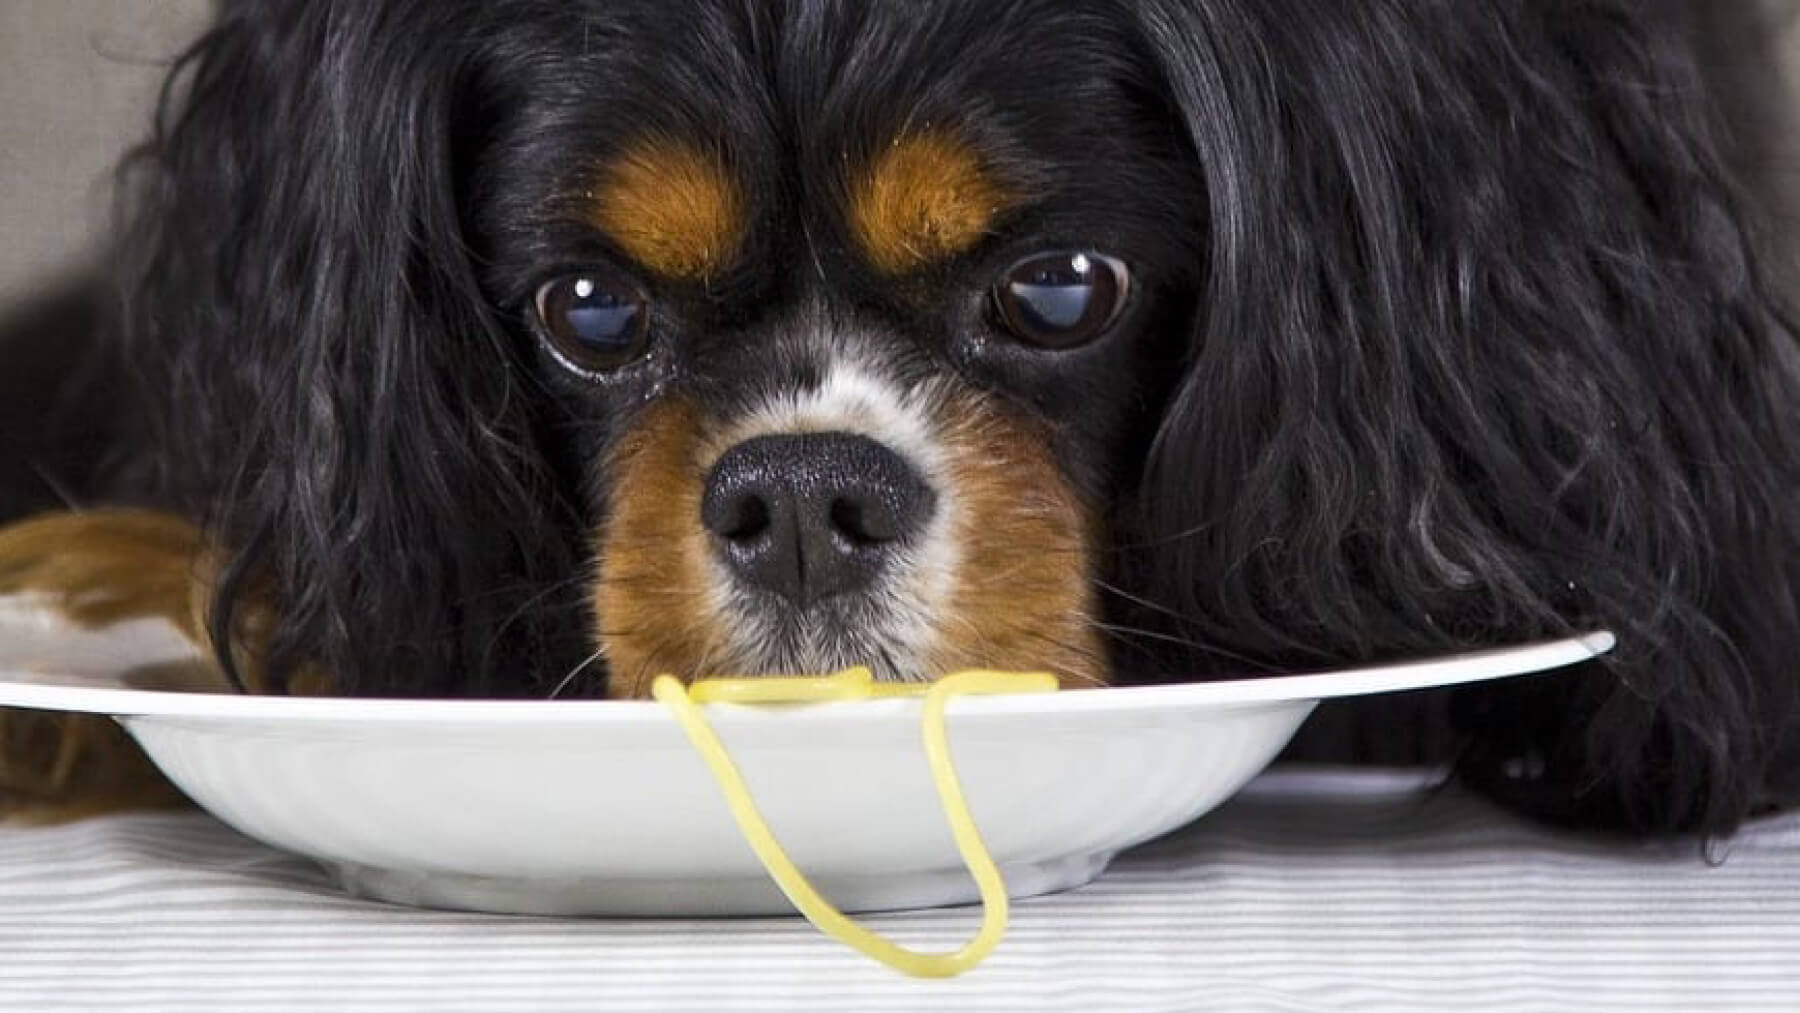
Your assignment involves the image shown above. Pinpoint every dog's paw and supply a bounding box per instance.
[0,510,213,821]
[0,710,186,823]
[0,506,324,688]
[0,509,211,641]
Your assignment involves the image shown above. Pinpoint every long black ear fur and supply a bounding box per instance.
[113,2,589,696]
[1130,0,1800,834]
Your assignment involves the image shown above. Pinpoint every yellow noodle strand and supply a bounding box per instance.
[653,669,1058,978]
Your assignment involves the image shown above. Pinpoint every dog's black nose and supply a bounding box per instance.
[701,432,937,606]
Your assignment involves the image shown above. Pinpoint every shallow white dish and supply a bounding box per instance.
[0,595,1613,916]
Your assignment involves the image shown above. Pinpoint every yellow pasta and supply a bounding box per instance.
[653,668,1059,978]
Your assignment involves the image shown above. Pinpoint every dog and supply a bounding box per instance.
[1,0,1797,836]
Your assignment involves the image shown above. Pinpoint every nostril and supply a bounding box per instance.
[829,496,892,546]
[717,492,772,542]
[701,459,779,545]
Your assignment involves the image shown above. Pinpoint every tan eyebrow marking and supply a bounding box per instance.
[589,140,744,282]
[849,130,1012,275]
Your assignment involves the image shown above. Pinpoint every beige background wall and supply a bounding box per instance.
[1699,1,1800,276]
[0,2,1795,308]
[0,0,212,307]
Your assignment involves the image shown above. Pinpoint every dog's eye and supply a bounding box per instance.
[991,252,1130,349]
[533,273,650,371]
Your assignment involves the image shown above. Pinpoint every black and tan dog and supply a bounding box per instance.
[2,0,1797,835]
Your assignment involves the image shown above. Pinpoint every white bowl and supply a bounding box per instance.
[0,595,1613,916]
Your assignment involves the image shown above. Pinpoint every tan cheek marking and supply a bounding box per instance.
[928,399,1108,689]
[850,130,1011,275]
[594,399,732,699]
[591,140,744,282]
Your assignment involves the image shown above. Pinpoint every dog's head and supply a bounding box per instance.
[124,0,1800,830]
[467,1,1209,695]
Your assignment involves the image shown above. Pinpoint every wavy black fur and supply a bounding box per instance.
[1127,0,1800,833]
[3,0,1796,836]
[109,2,596,699]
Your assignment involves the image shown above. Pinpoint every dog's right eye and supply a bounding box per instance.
[533,272,651,372]
[991,252,1131,349]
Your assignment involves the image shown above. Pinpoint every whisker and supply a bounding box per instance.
[1008,630,1111,688]
[486,574,592,645]
[546,644,606,700]
[1091,577,1192,624]
[1103,522,1215,552]
[1087,620,1266,670]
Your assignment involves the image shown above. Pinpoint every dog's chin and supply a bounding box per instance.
[713,590,931,680]
[596,609,925,700]
[599,587,1104,699]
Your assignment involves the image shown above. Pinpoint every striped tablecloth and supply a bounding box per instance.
[2,767,1796,1012]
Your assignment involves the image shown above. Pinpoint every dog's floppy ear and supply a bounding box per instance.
[1129,0,1800,832]
[118,3,587,695]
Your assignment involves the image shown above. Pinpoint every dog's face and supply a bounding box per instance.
[465,0,1202,694]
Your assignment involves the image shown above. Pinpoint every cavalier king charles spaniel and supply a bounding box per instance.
[1,0,1797,836]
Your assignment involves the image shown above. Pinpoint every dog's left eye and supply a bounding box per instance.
[991,252,1131,349]
[533,272,650,371]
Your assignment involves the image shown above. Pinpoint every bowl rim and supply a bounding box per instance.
[0,631,1614,726]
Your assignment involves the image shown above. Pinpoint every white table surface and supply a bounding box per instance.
[2,766,1796,1012]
